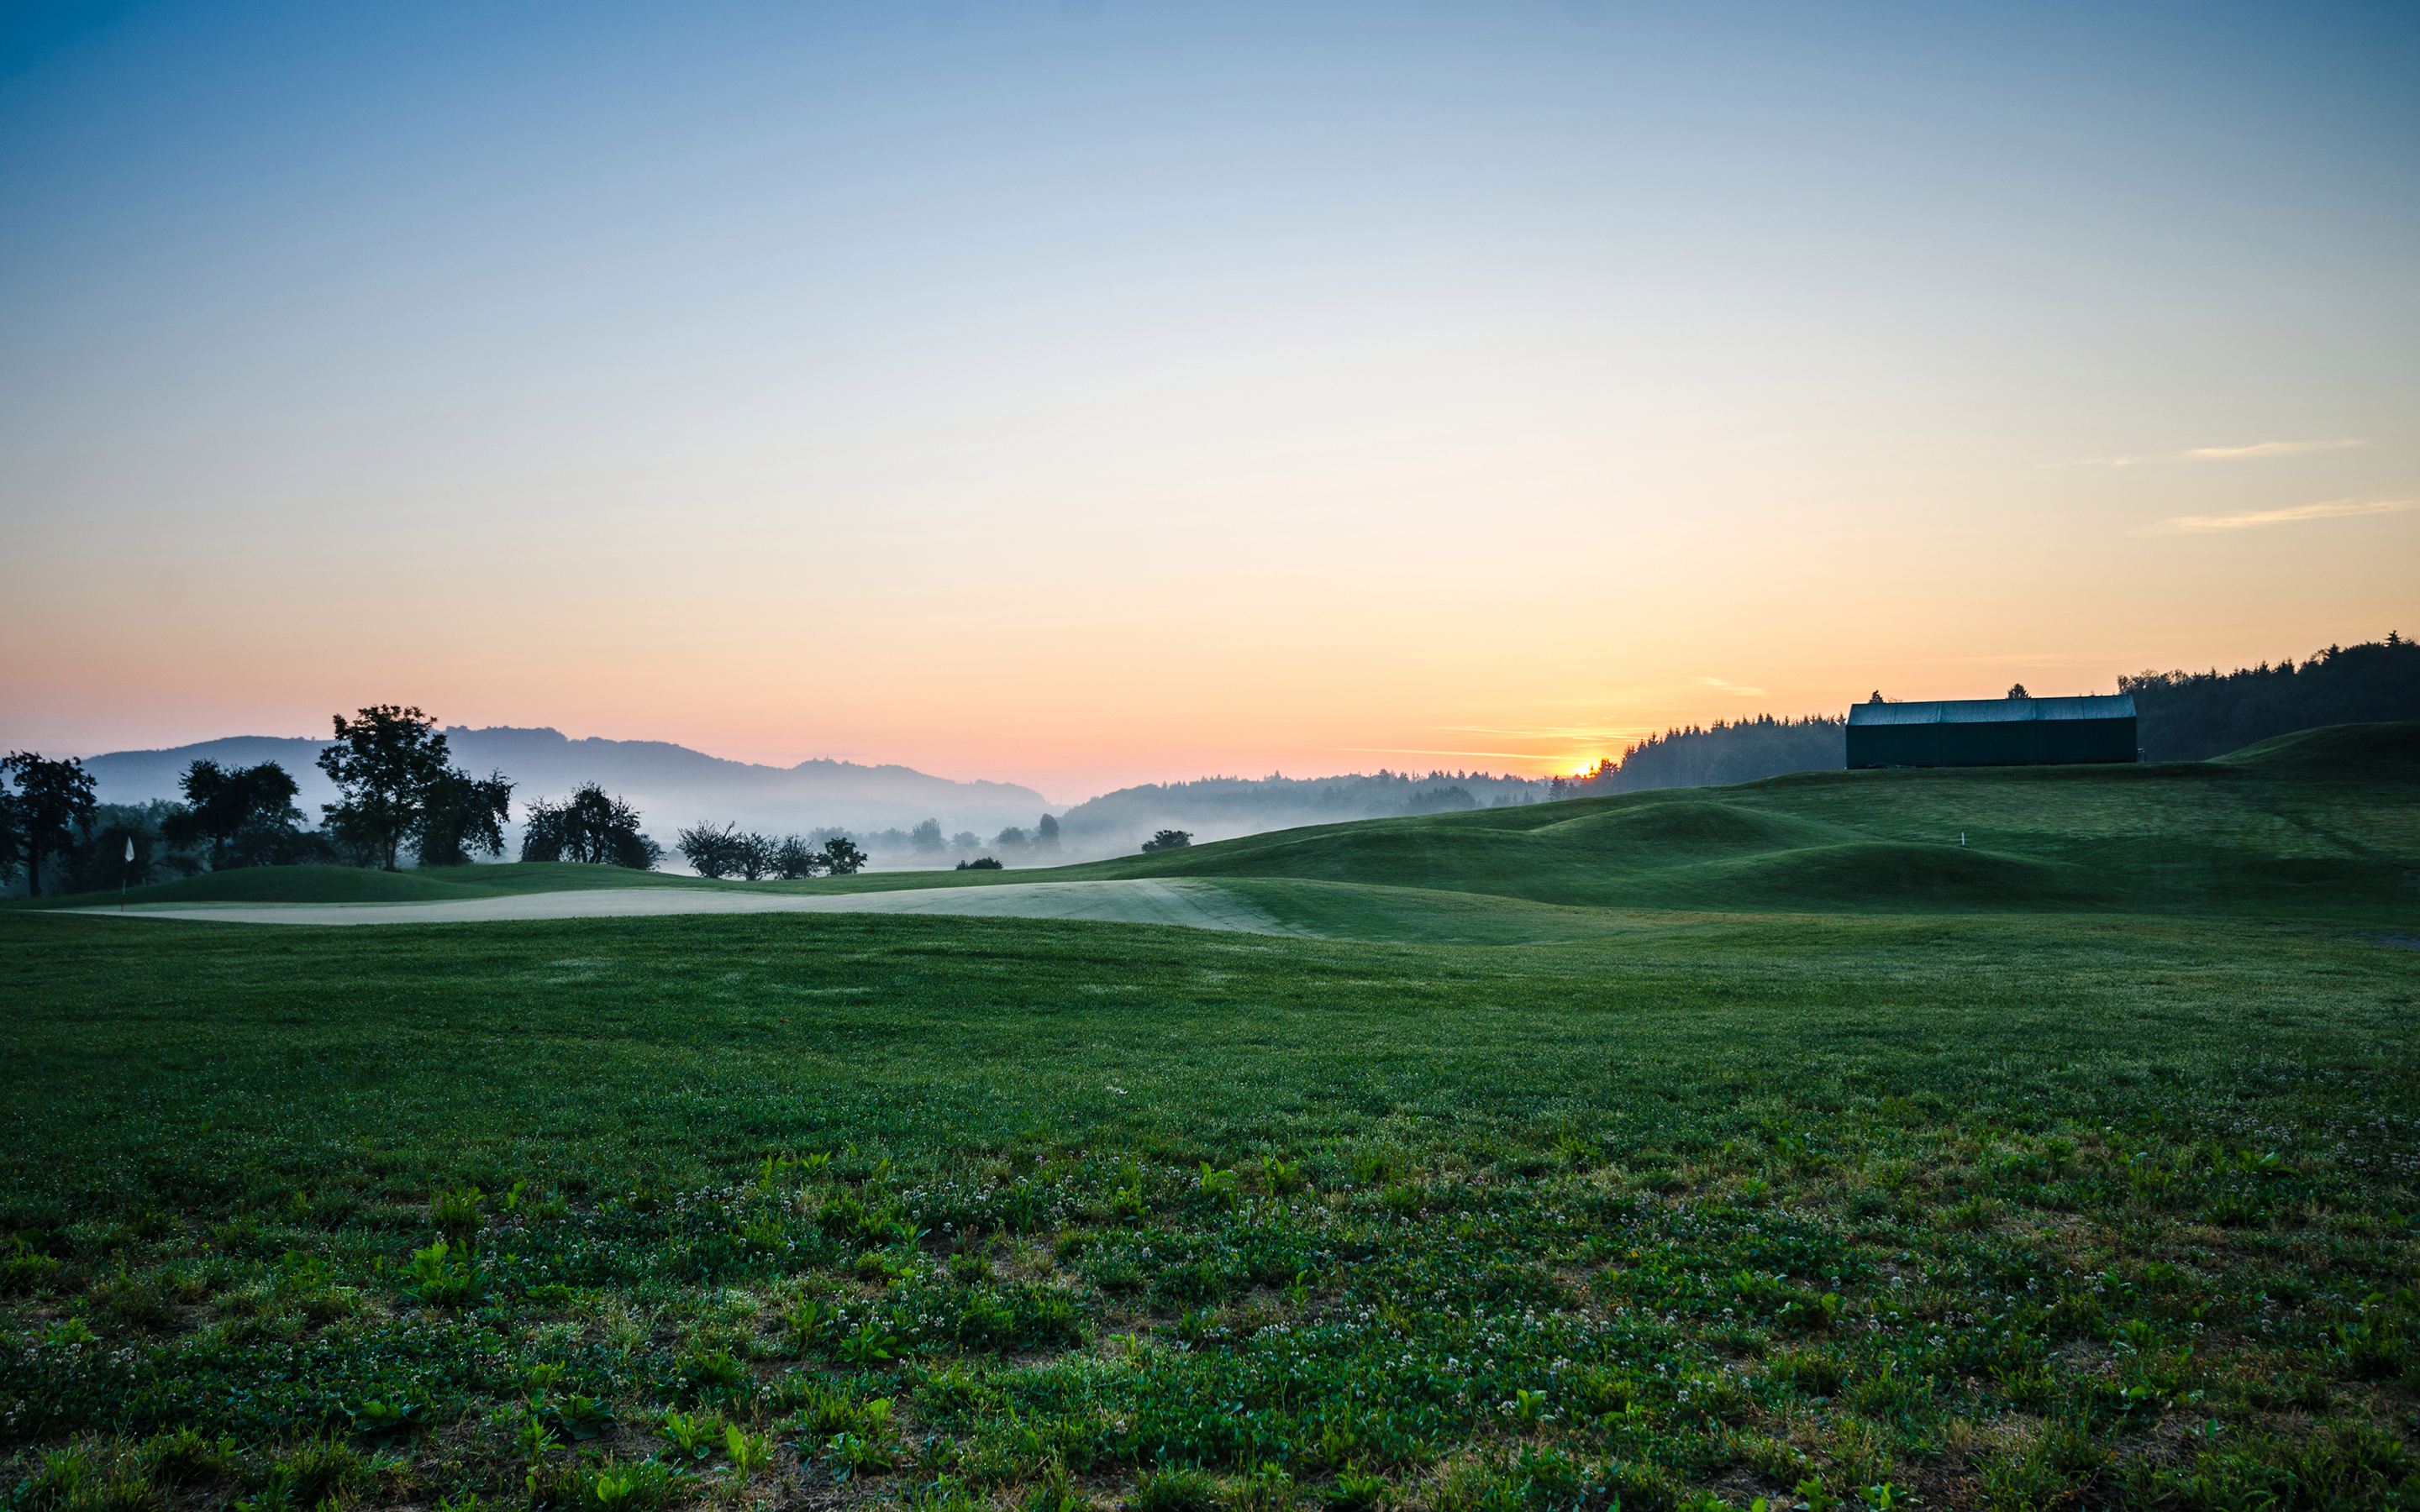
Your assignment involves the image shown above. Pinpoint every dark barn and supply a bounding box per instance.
[1847,694,2139,769]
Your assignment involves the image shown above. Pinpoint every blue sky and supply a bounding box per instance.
[3,3,2415,793]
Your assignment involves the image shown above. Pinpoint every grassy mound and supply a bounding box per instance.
[1665,838,2098,911]
[24,722,2416,927]
[1107,724,2416,921]
[2215,719,2420,778]
[7,724,2419,1506]
[1532,798,1855,862]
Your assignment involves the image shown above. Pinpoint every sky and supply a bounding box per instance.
[3,1,2416,802]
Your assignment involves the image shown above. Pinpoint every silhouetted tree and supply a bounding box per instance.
[416,769,515,867]
[1035,813,1060,851]
[523,785,657,869]
[164,760,303,869]
[2007,683,2030,699]
[677,822,743,879]
[819,837,867,875]
[1139,829,1192,853]
[62,804,189,894]
[316,706,455,870]
[2121,633,2420,759]
[1,753,97,897]
[1576,714,1845,795]
[773,834,824,880]
[993,825,1030,852]
[909,819,944,854]
[731,831,777,882]
[956,856,1003,870]
[0,787,21,892]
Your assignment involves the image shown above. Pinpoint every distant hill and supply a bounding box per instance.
[1057,769,1547,854]
[82,727,1050,840]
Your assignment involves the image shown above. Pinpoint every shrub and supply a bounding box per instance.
[344,1396,430,1438]
[94,1267,177,1331]
[405,1238,480,1306]
[1197,1165,1241,1208]
[2,1239,63,1294]
[676,1345,747,1399]
[657,1409,723,1461]
[1133,1467,1222,1512]
[144,1428,237,1488]
[543,1394,614,1442]
[723,1425,774,1481]
[559,1457,681,1512]
[429,1186,487,1243]
[1325,1468,1389,1512]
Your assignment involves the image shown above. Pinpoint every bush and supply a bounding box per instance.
[1133,1467,1222,1512]
[523,785,659,869]
[774,835,826,879]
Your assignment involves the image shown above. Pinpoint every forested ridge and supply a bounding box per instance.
[2122,633,2418,760]
[1563,633,2417,795]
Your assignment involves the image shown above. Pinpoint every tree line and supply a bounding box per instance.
[674,825,868,880]
[0,705,662,896]
[669,811,1079,875]
[1554,714,1847,798]
[1545,631,2417,797]
[2121,632,2417,760]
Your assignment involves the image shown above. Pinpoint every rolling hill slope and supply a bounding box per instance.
[27,723,2415,934]
[1097,721,2420,921]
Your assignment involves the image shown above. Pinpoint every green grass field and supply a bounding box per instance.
[5,726,2418,1511]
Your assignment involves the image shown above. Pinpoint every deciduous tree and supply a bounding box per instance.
[418,769,516,867]
[772,835,825,880]
[164,760,303,869]
[316,706,455,871]
[677,822,741,879]
[1,752,97,897]
[523,785,658,869]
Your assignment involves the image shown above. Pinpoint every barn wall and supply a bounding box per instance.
[1846,718,2137,769]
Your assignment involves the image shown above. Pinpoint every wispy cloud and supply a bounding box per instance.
[2138,496,2419,535]
[2178,438,2365,462]
[1344,746,1588,762]
[2053,437,2364,469]
[1442,724,1644,743]
[1696,675,1766,698]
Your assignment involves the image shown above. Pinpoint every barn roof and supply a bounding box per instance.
[1848,694,2136,727]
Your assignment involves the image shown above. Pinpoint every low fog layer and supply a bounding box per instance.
[82,727,1047,845]
[76,727,1552,872]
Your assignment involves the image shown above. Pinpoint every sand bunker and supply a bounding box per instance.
[67,879,1305,936]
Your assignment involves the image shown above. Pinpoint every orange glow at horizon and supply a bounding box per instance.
[3,7,2414,796]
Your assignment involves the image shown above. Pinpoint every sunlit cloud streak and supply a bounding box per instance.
[1696,675,1767,697]
[2054,438,2365,468]
[2138,497,2418,535]
[1343,747,1600,762]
